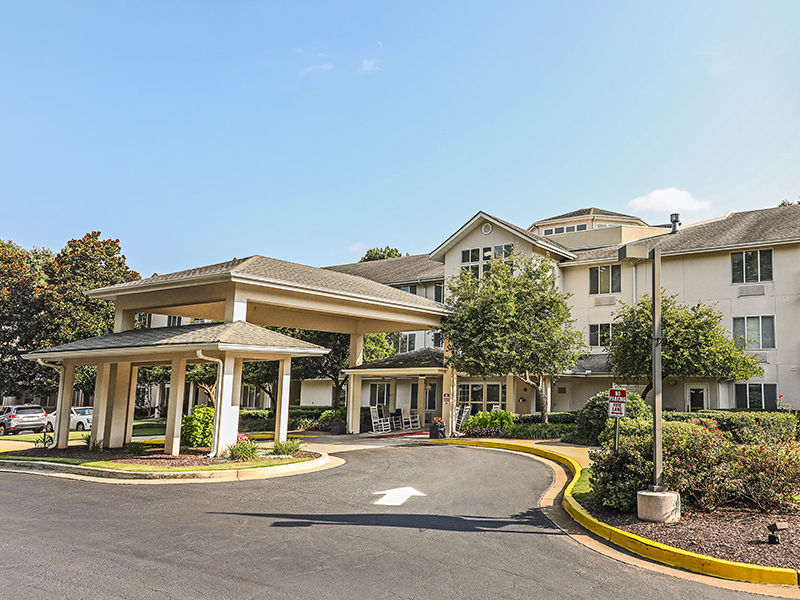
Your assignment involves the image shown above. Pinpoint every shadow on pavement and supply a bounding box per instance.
[208,507,562,534]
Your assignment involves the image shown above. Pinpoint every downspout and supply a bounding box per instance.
[196,350,224,457]
[37,359,63,449]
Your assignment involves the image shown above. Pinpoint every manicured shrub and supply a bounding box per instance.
[573,391,651,445]
[272,438,302,455]
[589,435,654,512]
[462,409,516,432]
[597,418,698,445]
[462,426,503,438]
[663,410,797,444]
[181,406,215,447]
[293,417,317,430]
[516,412,578,425]
[125,443,147,456]
[501,423,576,439]
[317,407,346,427]
[227,440,260,460]
[239,409,273,432]
[738,442,800,510]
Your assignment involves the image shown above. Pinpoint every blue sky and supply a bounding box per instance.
[1,1,799,276]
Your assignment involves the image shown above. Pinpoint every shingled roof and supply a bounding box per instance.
[88,255,446,313]
[348,347,445,371]
[566,205,800,264]
[24,321,328,359]
[325,254,444,284]
[533,207,647,226]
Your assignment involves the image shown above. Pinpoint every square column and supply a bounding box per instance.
[347,334,364,434]
[442,339,457,436]
[103,362,132,448]
[506,374,516,414]
[164,358,187,456]
[389,377,397,412]
[113,309,136,333]
[416,377,426,426]
[274,357,291,444]
[90,363,112,446]
[214,355,242,456]
[224,291,248,322]
[54,362,76,449]
[123,366,139,444]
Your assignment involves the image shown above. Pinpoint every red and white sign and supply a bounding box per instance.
[443,393,451,405]
[608,388,627,418]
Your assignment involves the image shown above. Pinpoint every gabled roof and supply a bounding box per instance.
[24,321,329,360]
[429,211,575,261]
[88,255,446,314]
[565,205,800,264]
[532,207,648,228]
[325,254,444,284]
[348,346,445,371]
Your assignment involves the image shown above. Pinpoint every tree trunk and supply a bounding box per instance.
[331,375,348,409]
[641,381,653,404]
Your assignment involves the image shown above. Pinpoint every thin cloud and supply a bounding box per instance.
[627,188,712,220]
[360,59,380,73]
[377,41,383,48]
[300,63,333,77]
[347,242,364,254]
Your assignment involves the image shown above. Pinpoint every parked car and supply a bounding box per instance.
[0,405,48,436]
[45,407,93,432]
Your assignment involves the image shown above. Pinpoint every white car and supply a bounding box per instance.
[46,407,93,432]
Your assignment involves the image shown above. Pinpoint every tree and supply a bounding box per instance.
[291,331,352,407]
[360,246,406,262]
[442,255,585,423]
[608,292,763,401]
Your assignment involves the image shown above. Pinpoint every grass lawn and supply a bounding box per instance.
[132,421,166,436]
[0,453,315,472]
[571,467,593,502]
[0,431,86,443]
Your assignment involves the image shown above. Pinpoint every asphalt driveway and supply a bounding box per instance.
[0,444,769,599]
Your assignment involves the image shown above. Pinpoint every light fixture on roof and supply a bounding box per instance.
[670,213,681,234]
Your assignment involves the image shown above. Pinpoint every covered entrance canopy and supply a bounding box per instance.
[24,321,328,456]
[25,254,452,455]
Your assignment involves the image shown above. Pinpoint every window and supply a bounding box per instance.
[457,382,506,413]
[544,228,554,235]
[434,283,443,303]
[461,248,480,263]
[731,249,772,283]
[735,383,777,410]
[167,316,182,327]
[589,323,613,347]
[596,223,609,229]
[400,284,417,295]
[493,244,513,259]
[554,227,564,234]
[399,332,416,353]
[433,331,443,348]
[460,244,513,278]
[565,225,575,233]
[410,382,438,411]
[576,224,587,231]
[732,316,775,349]
[369,383,390,407]
[589,265,621,294]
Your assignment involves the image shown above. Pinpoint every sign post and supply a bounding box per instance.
[608,388,627,455]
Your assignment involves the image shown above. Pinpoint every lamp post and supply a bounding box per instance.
[618,244,679,521]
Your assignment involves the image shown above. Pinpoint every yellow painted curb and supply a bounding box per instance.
[432,438,799,587]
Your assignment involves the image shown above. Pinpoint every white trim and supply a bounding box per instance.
[684,382,709,411]
[428,211,576,261]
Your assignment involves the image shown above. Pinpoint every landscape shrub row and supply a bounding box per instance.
[461,410,577,440]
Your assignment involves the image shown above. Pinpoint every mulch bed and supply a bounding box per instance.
[1,446,318,468]
[582,498,800,570]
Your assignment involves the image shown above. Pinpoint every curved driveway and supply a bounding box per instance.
[0,444,768,599]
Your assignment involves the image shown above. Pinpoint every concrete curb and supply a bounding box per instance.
[431,439,799,588]
[0,453,330,482]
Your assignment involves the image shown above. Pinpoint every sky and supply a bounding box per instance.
[1,1,799,276]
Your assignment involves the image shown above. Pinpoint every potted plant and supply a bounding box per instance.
[429,416,446,439]
[330,418,347,435]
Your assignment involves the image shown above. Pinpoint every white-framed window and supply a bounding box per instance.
[543,228,554,235]
[565,225,575,233]
[399,332,416,353]
[461,244,513,278]
[457,382,506,413]
[167,316,182,327]
[732,316,775,349]
[434,282,444,303]
[411,382,438,411]
[554,227,565,234]
[589,323,614,347]
[735,383,778,410]
[400,284,417,295]
[731,249,772,283]
[576,224,587,231]
[369,383,390,406]
[433,331,443,348]
[589,264,621,294]
[596,223,609,229]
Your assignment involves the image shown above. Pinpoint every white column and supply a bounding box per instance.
[442,338,457,436]
[274,357,291,444]
[214,355,242,456]
[347,333,364,434]
[103,362,132,448]
[389,377,397,412]
[123,365,139,444]
[224,291,248,322]
[164,358,187,456]
[417,377,426,426]
[90,363,111,446]
[113,309,136,333]
[54,362,76,449]
[506,374,516,414]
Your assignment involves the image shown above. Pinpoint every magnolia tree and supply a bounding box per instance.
[608,292,763,401]
[442,255,585,423]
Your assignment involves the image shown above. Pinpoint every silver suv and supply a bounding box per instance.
[0,405,48,436]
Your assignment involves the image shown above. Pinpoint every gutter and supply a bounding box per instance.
[195,350,224,458]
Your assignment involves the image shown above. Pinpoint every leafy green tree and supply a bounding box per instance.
[608,292,763,401]
[291,331,352,407]
[442,255,585,423]
[360,246,406,262]
[364,332,397,362]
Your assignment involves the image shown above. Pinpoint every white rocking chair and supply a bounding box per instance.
[370,406,392,434]
[455,405,471,435]
[401,408,420,430]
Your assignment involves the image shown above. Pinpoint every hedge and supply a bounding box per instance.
[516,411,578,425]
[662,410,797,444]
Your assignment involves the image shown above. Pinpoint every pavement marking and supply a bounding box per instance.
[373,486,426,506]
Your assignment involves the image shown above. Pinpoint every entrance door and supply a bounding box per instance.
[553,383,571,412]
[686,385,708,412]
